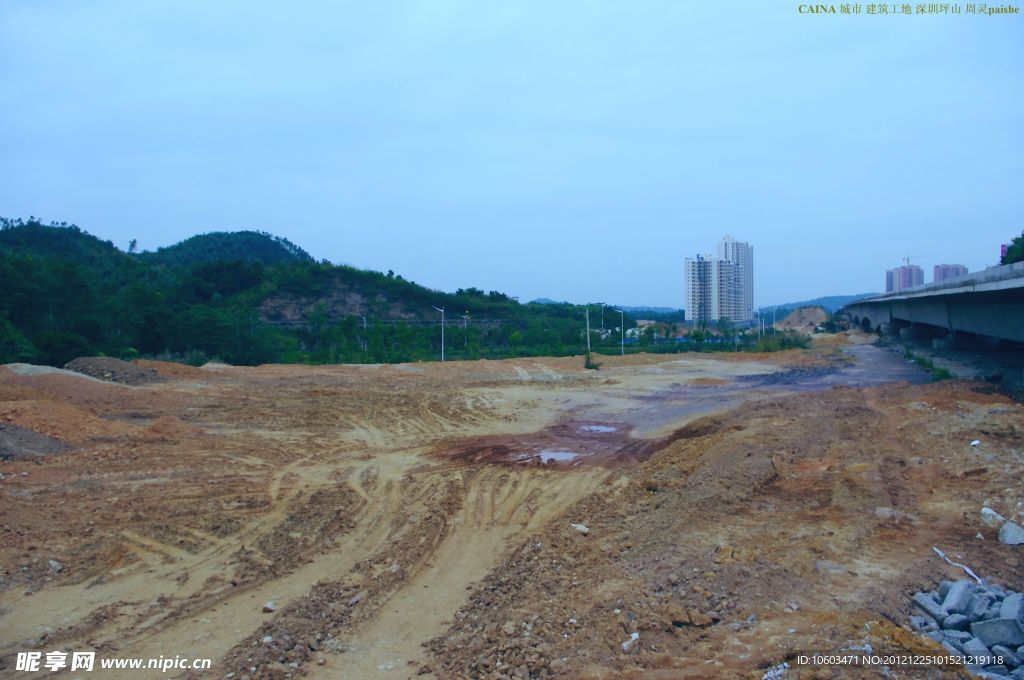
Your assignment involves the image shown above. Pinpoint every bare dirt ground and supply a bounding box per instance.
[1,335,1022,679]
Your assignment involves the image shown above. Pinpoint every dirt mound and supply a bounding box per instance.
[777,305,828,333]
[63,357,167,385]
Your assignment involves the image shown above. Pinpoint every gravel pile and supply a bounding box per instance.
[63,357,166,385]
[911,579,1024,679]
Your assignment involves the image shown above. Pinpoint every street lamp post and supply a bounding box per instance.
[614,309,624,356]
[433,306,445,362]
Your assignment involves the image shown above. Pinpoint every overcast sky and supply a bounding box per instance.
[1,1,1021,307]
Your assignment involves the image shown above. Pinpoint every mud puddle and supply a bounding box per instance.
[439,344,934,466]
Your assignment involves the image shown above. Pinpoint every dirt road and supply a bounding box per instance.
[1,336,1021,679]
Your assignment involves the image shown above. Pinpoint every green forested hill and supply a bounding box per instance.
[139,230,313,266]
[0,219,641,366]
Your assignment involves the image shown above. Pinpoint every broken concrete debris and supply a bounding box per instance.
[982,507,1007,528]
[999,522,1024,546]
[911,580,1024,677]
[621,631,639,653]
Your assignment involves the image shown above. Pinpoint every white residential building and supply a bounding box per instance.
[685,236,754,324]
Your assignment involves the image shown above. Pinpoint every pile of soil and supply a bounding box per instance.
[63,357,167,385]
[777,305,828,333]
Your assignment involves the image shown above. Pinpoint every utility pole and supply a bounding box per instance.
[462,312,469,349]
[361,316,367,351]
[615,309,624,356]
[433,306,445,362]
[585,307,592,355]
[600,303,606,331]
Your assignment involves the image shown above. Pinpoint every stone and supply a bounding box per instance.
[944,614,971,631]
[913,592,950,623]
[1000,523,1024,546]
[939,581,955,599]
[47,559,63,573]
[984,666,1010,676]
[983,508,1007,528]
[961,636,992,658]
[502,620,516,636]
[972,619,1024,648]
[944,581,975,615]
[262,601,276,613]
[570,523,590,535]
[992,645,1020,669]
[621,632,639,653]
[944,630,973,643]
[1003,594,1024,621]
[971,594,998,622]
[910,615,934,631]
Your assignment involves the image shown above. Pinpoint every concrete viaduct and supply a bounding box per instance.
[841,261,1024,347]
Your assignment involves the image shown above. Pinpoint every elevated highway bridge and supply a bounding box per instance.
[842,262,1024,347]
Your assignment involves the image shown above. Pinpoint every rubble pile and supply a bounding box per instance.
[63,357,166,385]
[912,579,1024,679]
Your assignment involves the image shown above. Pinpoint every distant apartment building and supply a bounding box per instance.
[933,264,968,282]
[885,264,924,292]
[685,236,754,324]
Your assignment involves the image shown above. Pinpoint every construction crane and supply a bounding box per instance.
[900,255,929,266]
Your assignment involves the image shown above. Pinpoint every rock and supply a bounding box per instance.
[972,619,1024,648]
[47,559,63,573]
[261,635,274,645]
[621,632,639,653]
[944,630,973,643]
[961,636,993,658]
[992,645,1020,669]
[944,581,975,615]
[348,590,368,606]
[1001,523,1024,546]
[971,440,981,447]
[944,614,971,631]
[262,601,276,613]
[970,594,998,622]
[502,620,517,636]
[570,523,590,535]
[985,665,1010,676]
[939,581,955,599]
[913,592,950,623]
[983,508,1008,528]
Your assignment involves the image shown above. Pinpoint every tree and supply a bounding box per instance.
[128,239,137,254]
[1002,232,1024,265]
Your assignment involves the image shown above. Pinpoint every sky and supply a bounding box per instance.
[1,2,1021,308]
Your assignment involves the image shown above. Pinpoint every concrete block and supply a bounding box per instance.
[913,592,950,623]
[945,630,974,642]
[992,645,1020,669]
[972,619,1024,649]
[939,580,955,599]
[1000,523,1024,545]
[985,665,1010,676]
[971,594,998,622]
[910,614,934,631]
[944,614,971,631]
[944,581,976,615]
[962,636,993,658]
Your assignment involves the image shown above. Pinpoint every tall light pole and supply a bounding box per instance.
[462,311,469,349]
[614,309,624,356]
[433,306,445,362]
[585,307,592,355]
